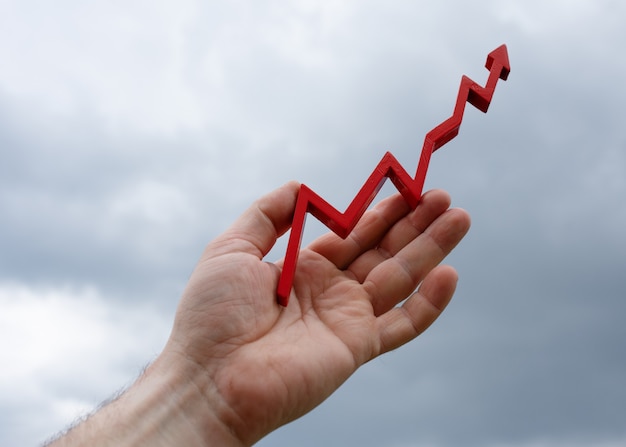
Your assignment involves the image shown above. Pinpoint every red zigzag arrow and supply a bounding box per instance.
[277,44,510,306]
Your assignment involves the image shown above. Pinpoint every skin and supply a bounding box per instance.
[47,181,471,447]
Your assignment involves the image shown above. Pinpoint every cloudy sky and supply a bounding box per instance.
[1,1,625,446]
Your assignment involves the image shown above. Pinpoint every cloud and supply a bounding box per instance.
[0,282,170,445]
[0,0,202,135]
[1,0,625,446]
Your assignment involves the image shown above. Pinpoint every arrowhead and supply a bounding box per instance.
[486,44,510,80]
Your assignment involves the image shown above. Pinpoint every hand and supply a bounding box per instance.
[162,180,471,446]
[47,181,470,447]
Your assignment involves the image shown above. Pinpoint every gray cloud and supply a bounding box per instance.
[1,1,625,446]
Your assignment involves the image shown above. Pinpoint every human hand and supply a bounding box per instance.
[159,180,471,446]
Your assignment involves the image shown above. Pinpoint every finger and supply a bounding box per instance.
[375,264,458,355]
[346,189,452,282]
[208,181,300,259]
[305,192,410,269]
[364,208,470,315]
[307,189,450,272]
[378,189,451,256]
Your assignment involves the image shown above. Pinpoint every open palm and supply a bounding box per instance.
[165,181,470,446]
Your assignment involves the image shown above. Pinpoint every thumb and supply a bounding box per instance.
[210,181,300,259]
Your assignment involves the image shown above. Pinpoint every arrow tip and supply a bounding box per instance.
[486,44,510,81]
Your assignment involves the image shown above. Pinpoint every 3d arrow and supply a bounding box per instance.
[277,44,510,306]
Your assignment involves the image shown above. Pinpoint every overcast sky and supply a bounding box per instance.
[1,1,625,446]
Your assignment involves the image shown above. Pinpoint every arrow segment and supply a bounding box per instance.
[277,44,510,306]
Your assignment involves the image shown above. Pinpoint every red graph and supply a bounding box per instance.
[277,45,510,306]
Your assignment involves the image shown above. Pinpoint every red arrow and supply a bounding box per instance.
[277,45,510,306]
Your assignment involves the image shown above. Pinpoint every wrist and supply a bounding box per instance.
[48,349,245,447]
[129,350,246,447]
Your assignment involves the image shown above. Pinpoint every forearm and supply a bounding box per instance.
[46,353,244,447]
